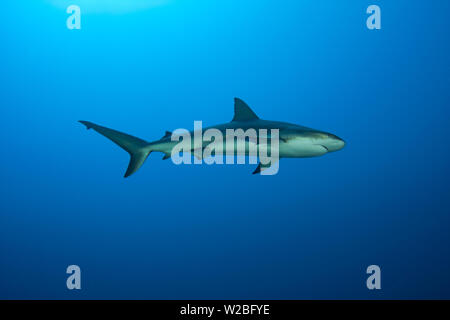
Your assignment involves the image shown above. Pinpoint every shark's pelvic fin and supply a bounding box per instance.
[232,98,259,122]
[79,120,152,178]
[162,154,171,160]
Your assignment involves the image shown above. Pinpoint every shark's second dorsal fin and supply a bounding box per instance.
[162,131,172,139]
[232,98,259,122]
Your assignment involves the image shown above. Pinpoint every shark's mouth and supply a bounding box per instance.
[315,144,329,152]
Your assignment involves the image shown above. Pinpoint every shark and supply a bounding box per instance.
[79,98,345,177]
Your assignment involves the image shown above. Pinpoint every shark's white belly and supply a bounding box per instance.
[157,136,328,159]
[279,139,328,158]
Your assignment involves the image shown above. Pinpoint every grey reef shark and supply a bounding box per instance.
[79,98,345,177]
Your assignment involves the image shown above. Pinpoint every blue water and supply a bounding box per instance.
[1,0,449,299]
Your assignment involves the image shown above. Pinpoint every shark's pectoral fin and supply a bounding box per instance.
[252,162,271,174]
[252,163,262,174]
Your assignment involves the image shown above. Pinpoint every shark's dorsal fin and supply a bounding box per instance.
[162,131,172,139]
[232,98,259,122]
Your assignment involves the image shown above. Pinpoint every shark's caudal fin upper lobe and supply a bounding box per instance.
[79,121,152,178]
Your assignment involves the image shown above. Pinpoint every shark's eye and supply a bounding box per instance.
[311,133,327,139]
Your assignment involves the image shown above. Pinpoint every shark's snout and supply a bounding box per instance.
[324,134,345,152]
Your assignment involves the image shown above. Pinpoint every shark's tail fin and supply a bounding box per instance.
[79,121,152,178]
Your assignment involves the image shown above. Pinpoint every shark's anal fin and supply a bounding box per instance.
[232,98,259,122]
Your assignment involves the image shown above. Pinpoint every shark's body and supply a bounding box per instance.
[79,98,345,177]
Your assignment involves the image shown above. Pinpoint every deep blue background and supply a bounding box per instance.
[1,0,449,299]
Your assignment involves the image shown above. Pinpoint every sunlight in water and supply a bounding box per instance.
[46,0,171,13]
